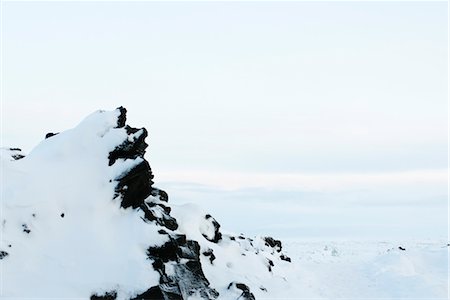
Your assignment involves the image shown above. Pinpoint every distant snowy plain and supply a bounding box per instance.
[160,174,449,298]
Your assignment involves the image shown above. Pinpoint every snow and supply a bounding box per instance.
[279,239,448,298]
[0,109,166,298]
[171,204,449,299]
[172,203,283,298]
[0,108,448,299]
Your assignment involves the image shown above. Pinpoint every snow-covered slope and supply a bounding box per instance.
[0,107,292,299]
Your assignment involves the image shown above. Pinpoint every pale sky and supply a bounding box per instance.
[1,1,448,238]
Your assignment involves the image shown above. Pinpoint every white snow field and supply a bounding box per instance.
[280,239,448,299]
[0,108,448,299]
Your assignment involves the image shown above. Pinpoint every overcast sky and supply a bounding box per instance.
[2,1,447,173]
[1,2,448,237]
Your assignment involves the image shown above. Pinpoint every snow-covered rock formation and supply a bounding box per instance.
[0,107,291,299]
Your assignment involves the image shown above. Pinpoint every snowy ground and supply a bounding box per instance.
[164,183,449,299]
[280,239,448,299]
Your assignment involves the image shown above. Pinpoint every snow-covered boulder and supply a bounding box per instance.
[0,107,291,299]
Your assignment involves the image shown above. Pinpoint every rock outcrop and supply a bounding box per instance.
[0,107,291,300]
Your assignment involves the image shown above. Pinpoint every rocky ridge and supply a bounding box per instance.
[0,107,291,300]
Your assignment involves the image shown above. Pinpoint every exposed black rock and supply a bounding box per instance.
[140,200,178,231]
[0,251,9,259]
[266,259,274,272]
[399,246,406,251]
[108,108,178,232]
[116,106,127,128]
[90,291,117,300]
[8,148,25,160]
[263,236,282,252]
[280,254,291,262]
[150,188,169,202]
[22,224,31,234]
[131,286,166,300]
[108,126,149,166]
[101,107,292,299]
[202,248,216,264]
[45,132,59,139]
[108,107,218,299]
[228,282,255,300]
[202,214,222,243]
[146,233,218,300]
[147,234,186,263]
[114,160,153,209]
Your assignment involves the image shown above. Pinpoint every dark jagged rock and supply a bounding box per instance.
[202,214,222,243]
[150,188,169,202]
[228,282,255,300]
[131,286,166,300]
[114,160,153,209]
[90,291,117,300]
[22,224,31,234]
[116,106,127,128]
[0,251,9,259]
[45,132,59,139]
[266,259,274,272]
[280,254,291,262]
[147,234,186,263]
[109,107,154,210]
[8,148,25,160]
[97,107,293,299]
[108,107,217,299]
[399,246,406,251]
[147,235,219,300]
[175,259,219,299]
[133,283,182,300]
[108,109,179,231]
[109,126,149,166]
[263,236,282,252]
[140,201,178,231]
[202,248,216,264]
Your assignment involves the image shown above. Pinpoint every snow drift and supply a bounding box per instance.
[0,107,292,299]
